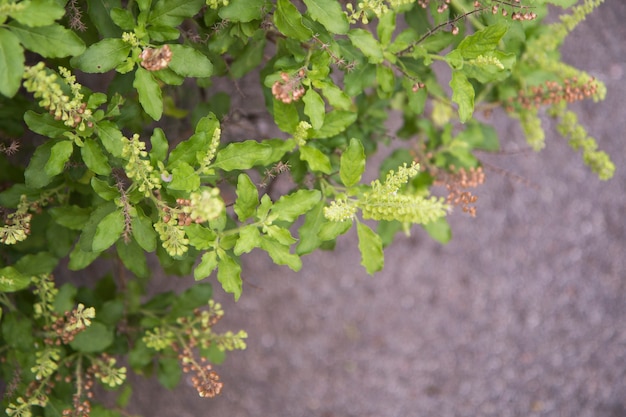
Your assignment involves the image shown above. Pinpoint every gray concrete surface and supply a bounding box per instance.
[129,2,626,416]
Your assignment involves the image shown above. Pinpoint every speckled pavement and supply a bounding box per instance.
[128,2,626,416]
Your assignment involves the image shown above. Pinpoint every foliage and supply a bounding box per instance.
[0,0,612,415]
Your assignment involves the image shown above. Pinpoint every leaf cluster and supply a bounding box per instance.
[0,0,613,415]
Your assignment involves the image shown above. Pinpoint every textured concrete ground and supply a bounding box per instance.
[129,2,626,416]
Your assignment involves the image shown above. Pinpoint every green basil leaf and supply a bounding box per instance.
[310,110,357,139]
[422,217,452,244]
[450,71,474,123]
[185,224,216,250]
[134,67,163,120]
[348,29,384,63]
[50,205,93,230]
[24,140,55,187]
[24,111,67,138]
[194,251,218,280]
[0,28,25,97]
[213,141,273,171]
[8,23,85,58]
[110,8,136,30]
[272,189,321,222]
[218,0,265,22]
[14,252,58,275]
[87,0,122,38]
[117,239,149,278]
[96,120,124,157]
[233,225,261,255]
[0,267,31,292]
[9,0,65,27]
[44,140,73,177]
[70,38,131,73]
[217,255,242,301]
[296,201,325,255]
[92,209,125,252]
[82,138,111,175]
[318,219,352,241]
[168,44,213,78]
[457,22,508,59]
[274,0,312,41]
[167,162,200,191]
[300,145,332,174]
[303,0,349,34]
[70,322,114,353]
[259,235,302,272]
[156,357,181,389]
[68,244,101,270]
[303,88,325,130]
[91,177,120,201]
[149,0,204,26]
[356,221,384,274]
[132,209,157,252]
[272,99,299,134]
[340,137,365,187]
[234,173,259,222]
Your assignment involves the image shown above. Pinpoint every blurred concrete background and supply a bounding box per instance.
[128,2,626,416]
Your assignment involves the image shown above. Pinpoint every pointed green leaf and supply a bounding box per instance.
[167,162,200,191]
[296,201,325,255]
[234,173,259,221]
[149,0,204,26]
[213,141,273,171]
[259,235,302,271]
[91,177,119,201]
[422,217,451,244]
[49,206,92,230]
[185,224,217,250]
[68,244,101,270]
[303,0,349,34]
[348,29,384,63]
[15,252,58,276]
[218,0,265,22]
[0,28,25,97]
[150,128,169,165]
[132,209,157,252]
[93,209,125,252]
[315,80,352,110]
[194,251,218,280]
[134,67,163,120]
[96,121,125,157]
[24,141,56,187]
[117,239,149,278]
[340,138,365,187]
[450,71,474,123]
[0,267,31,292]
[24,111,67,138]
[217,255,242,301]
[356,222,384,274]
[318,219,352,241]
[82,138,111,175]
[70,38,131,73]
[310,110,357,139]
[70,322,114,352]
[274,0,312,41]
[8,23,85,58]
[457,22,508,59]
[9,0,65,26]
[234,225,261,255]
[45,140,73,177]
[168,44,213,78]
[300,145,332,174]
[377,10,396,45]
[272,189,321,222]
[303,88,325,130]
[272,99,299,134]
